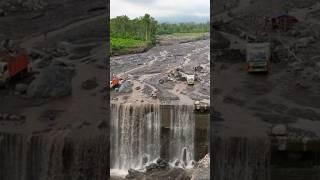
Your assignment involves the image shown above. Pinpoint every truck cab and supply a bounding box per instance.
[246,43,271,72]
[0,61,9,85]
[186,74,195,85]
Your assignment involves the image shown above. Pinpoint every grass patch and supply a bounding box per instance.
[111,37,152,56]
[111,37,149,50]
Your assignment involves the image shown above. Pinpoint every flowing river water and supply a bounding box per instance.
[0,132,108,180]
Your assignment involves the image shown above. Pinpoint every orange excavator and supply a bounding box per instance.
[110,74,121,88]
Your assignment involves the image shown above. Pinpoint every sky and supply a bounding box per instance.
[110,0,210,23]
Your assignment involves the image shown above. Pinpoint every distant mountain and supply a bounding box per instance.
[156,16,209,23]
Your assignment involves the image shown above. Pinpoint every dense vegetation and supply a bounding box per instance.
[110,14,209,55]
[110,14,157,44]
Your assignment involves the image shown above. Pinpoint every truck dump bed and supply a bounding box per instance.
[0,49,29,77]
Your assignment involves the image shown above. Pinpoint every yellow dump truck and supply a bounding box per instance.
[246,43,271,72]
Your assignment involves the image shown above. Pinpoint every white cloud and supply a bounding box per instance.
[110,0,209,22]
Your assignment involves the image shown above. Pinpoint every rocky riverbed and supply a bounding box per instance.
[110,38,210,106]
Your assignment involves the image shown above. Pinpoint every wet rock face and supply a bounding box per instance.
[145,159,170,173]
[126,169,144,179]
[0,132,109,180]
[27,61,75,98]
[126,167,191,180]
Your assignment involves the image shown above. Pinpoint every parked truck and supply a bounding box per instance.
[186,74,195,85]
[246,43,271,72]
[0,49,31,86]
[178,70,195,85]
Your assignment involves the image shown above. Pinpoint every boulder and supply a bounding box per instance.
[29,49,45,60]
[194,65,203,72]
[164,168,191,180]
[0,0,47,12]
[294,37,315,48]
[300,29,311,37]
[288,29,300,37]
[146,158,169,173]
[135,86,141,90]
[21,0,48,10]
[36,56,53,68]
[142,85,153,96]
[240,32,247,39]
[196,154,210,168]
[8,114,19,121]
[146,163,158,173]
[118,80,133,93]
[271,124,287,136]
[97,120,107,129]
[156,158,169,168]
[126,169,143,179]
[81,77,98,90]
[15,83,28,93]
[27,60,75,98]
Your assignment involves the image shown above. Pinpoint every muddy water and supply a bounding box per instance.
[0,132,108,180]
[110,103,209,173]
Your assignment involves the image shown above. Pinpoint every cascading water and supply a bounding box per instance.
[212,137,271,180]
[110,103,198,177]
[0,132,108,180]
[169,105,195,167]
[110,103,161,170]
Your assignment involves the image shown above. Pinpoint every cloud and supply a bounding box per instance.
[110,0,209,22]
[123,0,157,5]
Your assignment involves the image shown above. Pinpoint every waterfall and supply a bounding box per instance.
[0,132,108,180]
[169,105,195,167]
[110,103,161,170]
[212,137,271,180]
[0,133,27,180]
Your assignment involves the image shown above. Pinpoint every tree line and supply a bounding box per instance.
[110,14,210,43]
[157,22,210,35]
[110,14,157,44]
